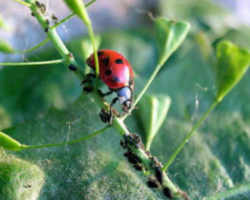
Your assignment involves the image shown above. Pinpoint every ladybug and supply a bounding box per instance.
[86,49,134,118]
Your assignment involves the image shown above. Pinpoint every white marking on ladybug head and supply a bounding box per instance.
[116,87,131,105]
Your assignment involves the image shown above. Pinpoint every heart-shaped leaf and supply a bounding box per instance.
[136,94,171,150]
[155,17,190,65]
[215,41,250,102]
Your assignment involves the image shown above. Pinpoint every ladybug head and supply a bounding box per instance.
[116,87,132,112]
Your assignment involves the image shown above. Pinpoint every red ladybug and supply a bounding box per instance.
[86,49,134,113]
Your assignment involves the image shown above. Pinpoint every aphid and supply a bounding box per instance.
[163,187,173,199]
[52,14,58,21]
[133,163,143,171]
[147,178,159,188]
[155,166,163,184]
[86,49,134,121]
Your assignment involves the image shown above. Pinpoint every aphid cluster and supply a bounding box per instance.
[120,133,174,199]
[33,1,59,33]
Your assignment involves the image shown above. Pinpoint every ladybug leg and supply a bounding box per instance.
[81,73,96,92]
[109,97,119,121]
[98,89,113,97]
[81,73,96,85]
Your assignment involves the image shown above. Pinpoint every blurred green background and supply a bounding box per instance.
[0,0,250,199]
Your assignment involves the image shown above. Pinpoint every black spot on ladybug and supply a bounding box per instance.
[98,51,104,57]
[115,58,123,64]
[102,57,110,66]
[111,76,121,83]
[163,187,172,199]
[105,69,112,76]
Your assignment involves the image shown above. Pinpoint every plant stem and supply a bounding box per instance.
[64,0,99,78]
[87,92,130,136]
[122,57,169,120]
[0,59,64,66]
[50,13,75,29]
[25,0,84,80]
[205,182,250,200]
[162,100,219,171]
[50,0,96,29]
[15,37,49,54]
[14,0,31,7]
[85,0,96,8]
[23,126,110,150]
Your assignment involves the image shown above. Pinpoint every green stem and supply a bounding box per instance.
[65,0,99,78]
[14,0,31,7]
[205,182,250,200]
[122,57,169,120]
[0,59,64,66]
[50,13,75,29]
[88,25,99,77]
[162,100,219,171]
[87,92,130,136]
[50,0,96,29]
[23,126,110,150]
[15,37,49,54]
[85,0,96,8]
[25,0,84,80]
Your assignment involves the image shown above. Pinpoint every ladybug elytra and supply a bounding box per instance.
[86,49,134,115]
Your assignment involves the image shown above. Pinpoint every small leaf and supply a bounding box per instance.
[154,17,190,65]
[0,40,14,54]
[0,131,25,151]
[136,94,171,150]
[64,0,91,25]
[215,40,250,102]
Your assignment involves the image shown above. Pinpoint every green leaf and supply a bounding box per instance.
[0,150,45,200]
[0,131,25,151]
[155,17,190,65]
[136,94,171,150]
[64,0,91,25]
[215,40,250,102]
[0,40,14,54]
